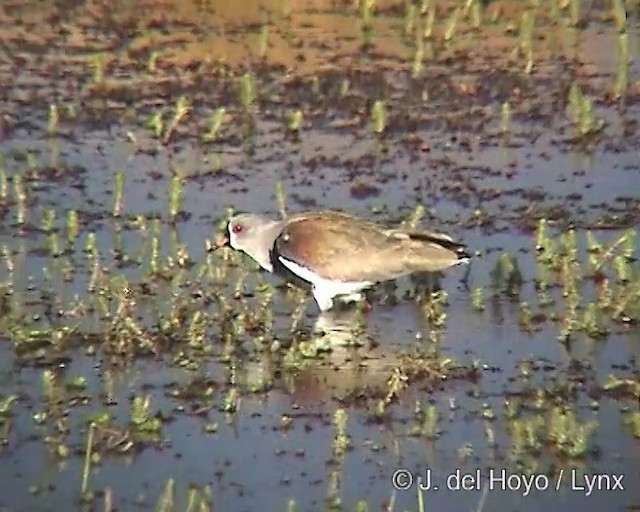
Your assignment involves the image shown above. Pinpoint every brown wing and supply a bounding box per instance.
[274,212,467,282]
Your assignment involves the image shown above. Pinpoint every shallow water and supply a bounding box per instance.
[0,0,639,511]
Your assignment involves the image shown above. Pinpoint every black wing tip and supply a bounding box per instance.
[437,237,472,261]
[456,245,472,260]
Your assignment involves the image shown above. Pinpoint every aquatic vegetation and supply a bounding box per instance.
[614,33,629,99]
[371,100,386,134]
[410,35,424,78]
[444,6,460,42]
[408,403,441,439]
[113,170,124,217]
[80,422,96,499]
[423,2,436,39]
[331,408,352,459]
[202,107,227,143]
[12,175,26,226]
[404,2,417,36]
[500,101,512,135]
[239,72,257,112]
[47,103,58,136]
[360,0,376,36]
[471,287,485,311]
[0,161,7,204]
[275,180,287,218]
[88,53,106,84]
[164,96,190,145]
[147,51,158,73]
[612,0,627,33]
[285,109,303,132]
[546,406,598,458]
[147,111,164,139]
[568,84,604,137]
[421,290,448,328]
[168,174,183,223]
[470,0,482,28]
[258,25,269,58]
[568,0,581,27]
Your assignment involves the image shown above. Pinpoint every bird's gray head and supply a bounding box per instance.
[224,213,284,272]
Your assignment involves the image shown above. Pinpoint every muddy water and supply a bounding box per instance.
[0,0,639,511]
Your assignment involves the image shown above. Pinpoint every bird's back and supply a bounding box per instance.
[274,210,469,283]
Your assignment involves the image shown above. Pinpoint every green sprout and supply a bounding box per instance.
[258,25,269,58]
[222,387,238,413]
[517,301,533,331]
[147,111,164,139]
[423,4,436,39]
[275,180,287,219]
[41,208,55,233]
[285,109,303,132]
[612,0,627,33]
[444,7,460,42]
[568,84,604,137]
[578,96,603,135]
[113,170,124,217]
[168,174,183,222]
[535,218,554,257]
[547,406,597,458]
[409,404,440,439]
[501,101,512,134]
[163,96,190,145]
[339,78,350,97]
[80,423,96,497]
[516,10,535,74]
[412,32,425,78]
[150,219,161,274]
[614,34,629,99]
[360,0,377,46]
[13,175,27,225]
[156,478,174,512]
[568,0,580,27]
[405,2,417,36]
[371,100,387,134]
[47,103,59,136]
[627,412,640,439]
[471,287,485,311]
[471,0,482,28]
[518,10,535,57]
[0,157,7,203]
[331,408,351,459]
[89,53,105,84]
[84,231,97,255]
[131,395,162,433]
[581,302,609,338]
[148,51,158,73]
[402,204,425,229]
[361,0,376,29]
[202,107,226,142]
[239,72,256,112]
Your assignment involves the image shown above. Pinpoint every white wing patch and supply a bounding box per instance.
[278,256,372,311]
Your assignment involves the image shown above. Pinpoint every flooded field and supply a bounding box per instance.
[0,0,639,510]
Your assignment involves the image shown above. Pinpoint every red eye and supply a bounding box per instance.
[232,224,243,234]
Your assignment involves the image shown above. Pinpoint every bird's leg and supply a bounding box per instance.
[461,260,472,289]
